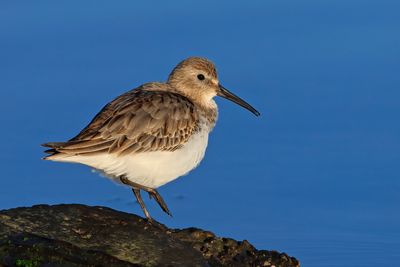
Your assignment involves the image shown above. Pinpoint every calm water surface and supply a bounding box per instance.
[1,1,399,266]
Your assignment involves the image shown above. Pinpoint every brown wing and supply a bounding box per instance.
[43,84,200,157]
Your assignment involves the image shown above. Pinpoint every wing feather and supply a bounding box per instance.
[43,84,200,158]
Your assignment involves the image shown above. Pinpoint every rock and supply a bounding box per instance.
[0,204,299,267]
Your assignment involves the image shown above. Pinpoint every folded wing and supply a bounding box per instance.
[43,87,200,159]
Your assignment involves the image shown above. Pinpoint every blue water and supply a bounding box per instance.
[1,1,399,266]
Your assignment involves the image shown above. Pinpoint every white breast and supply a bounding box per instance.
[59,123,211,188]
[112,125,210,188]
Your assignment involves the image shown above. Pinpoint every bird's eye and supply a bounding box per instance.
[197,74,205,81]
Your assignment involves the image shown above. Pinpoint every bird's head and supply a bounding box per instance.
[167,57,260,116]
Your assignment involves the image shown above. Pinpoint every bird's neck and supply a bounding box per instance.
[196,99,218,129]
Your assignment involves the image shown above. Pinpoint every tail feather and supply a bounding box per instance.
[44,148,57,154]
[42,141,70,161]
[42,139,112,161]
[41,142,68,148]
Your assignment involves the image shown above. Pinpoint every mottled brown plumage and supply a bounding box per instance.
[43,86,201,157]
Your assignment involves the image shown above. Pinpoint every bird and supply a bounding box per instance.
[42,57,260,222]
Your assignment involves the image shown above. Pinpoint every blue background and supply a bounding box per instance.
[1,1,399,266]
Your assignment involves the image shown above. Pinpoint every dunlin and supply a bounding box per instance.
[43,57,260,222]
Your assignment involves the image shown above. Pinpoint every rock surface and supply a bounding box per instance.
[0,204,299,267]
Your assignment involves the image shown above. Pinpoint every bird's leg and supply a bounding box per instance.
[146,188,172,217]
[120,176,153,222]
[132,188,153,223]
[119,176,172,217]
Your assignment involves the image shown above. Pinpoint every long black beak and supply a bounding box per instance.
[217,85,260,116]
